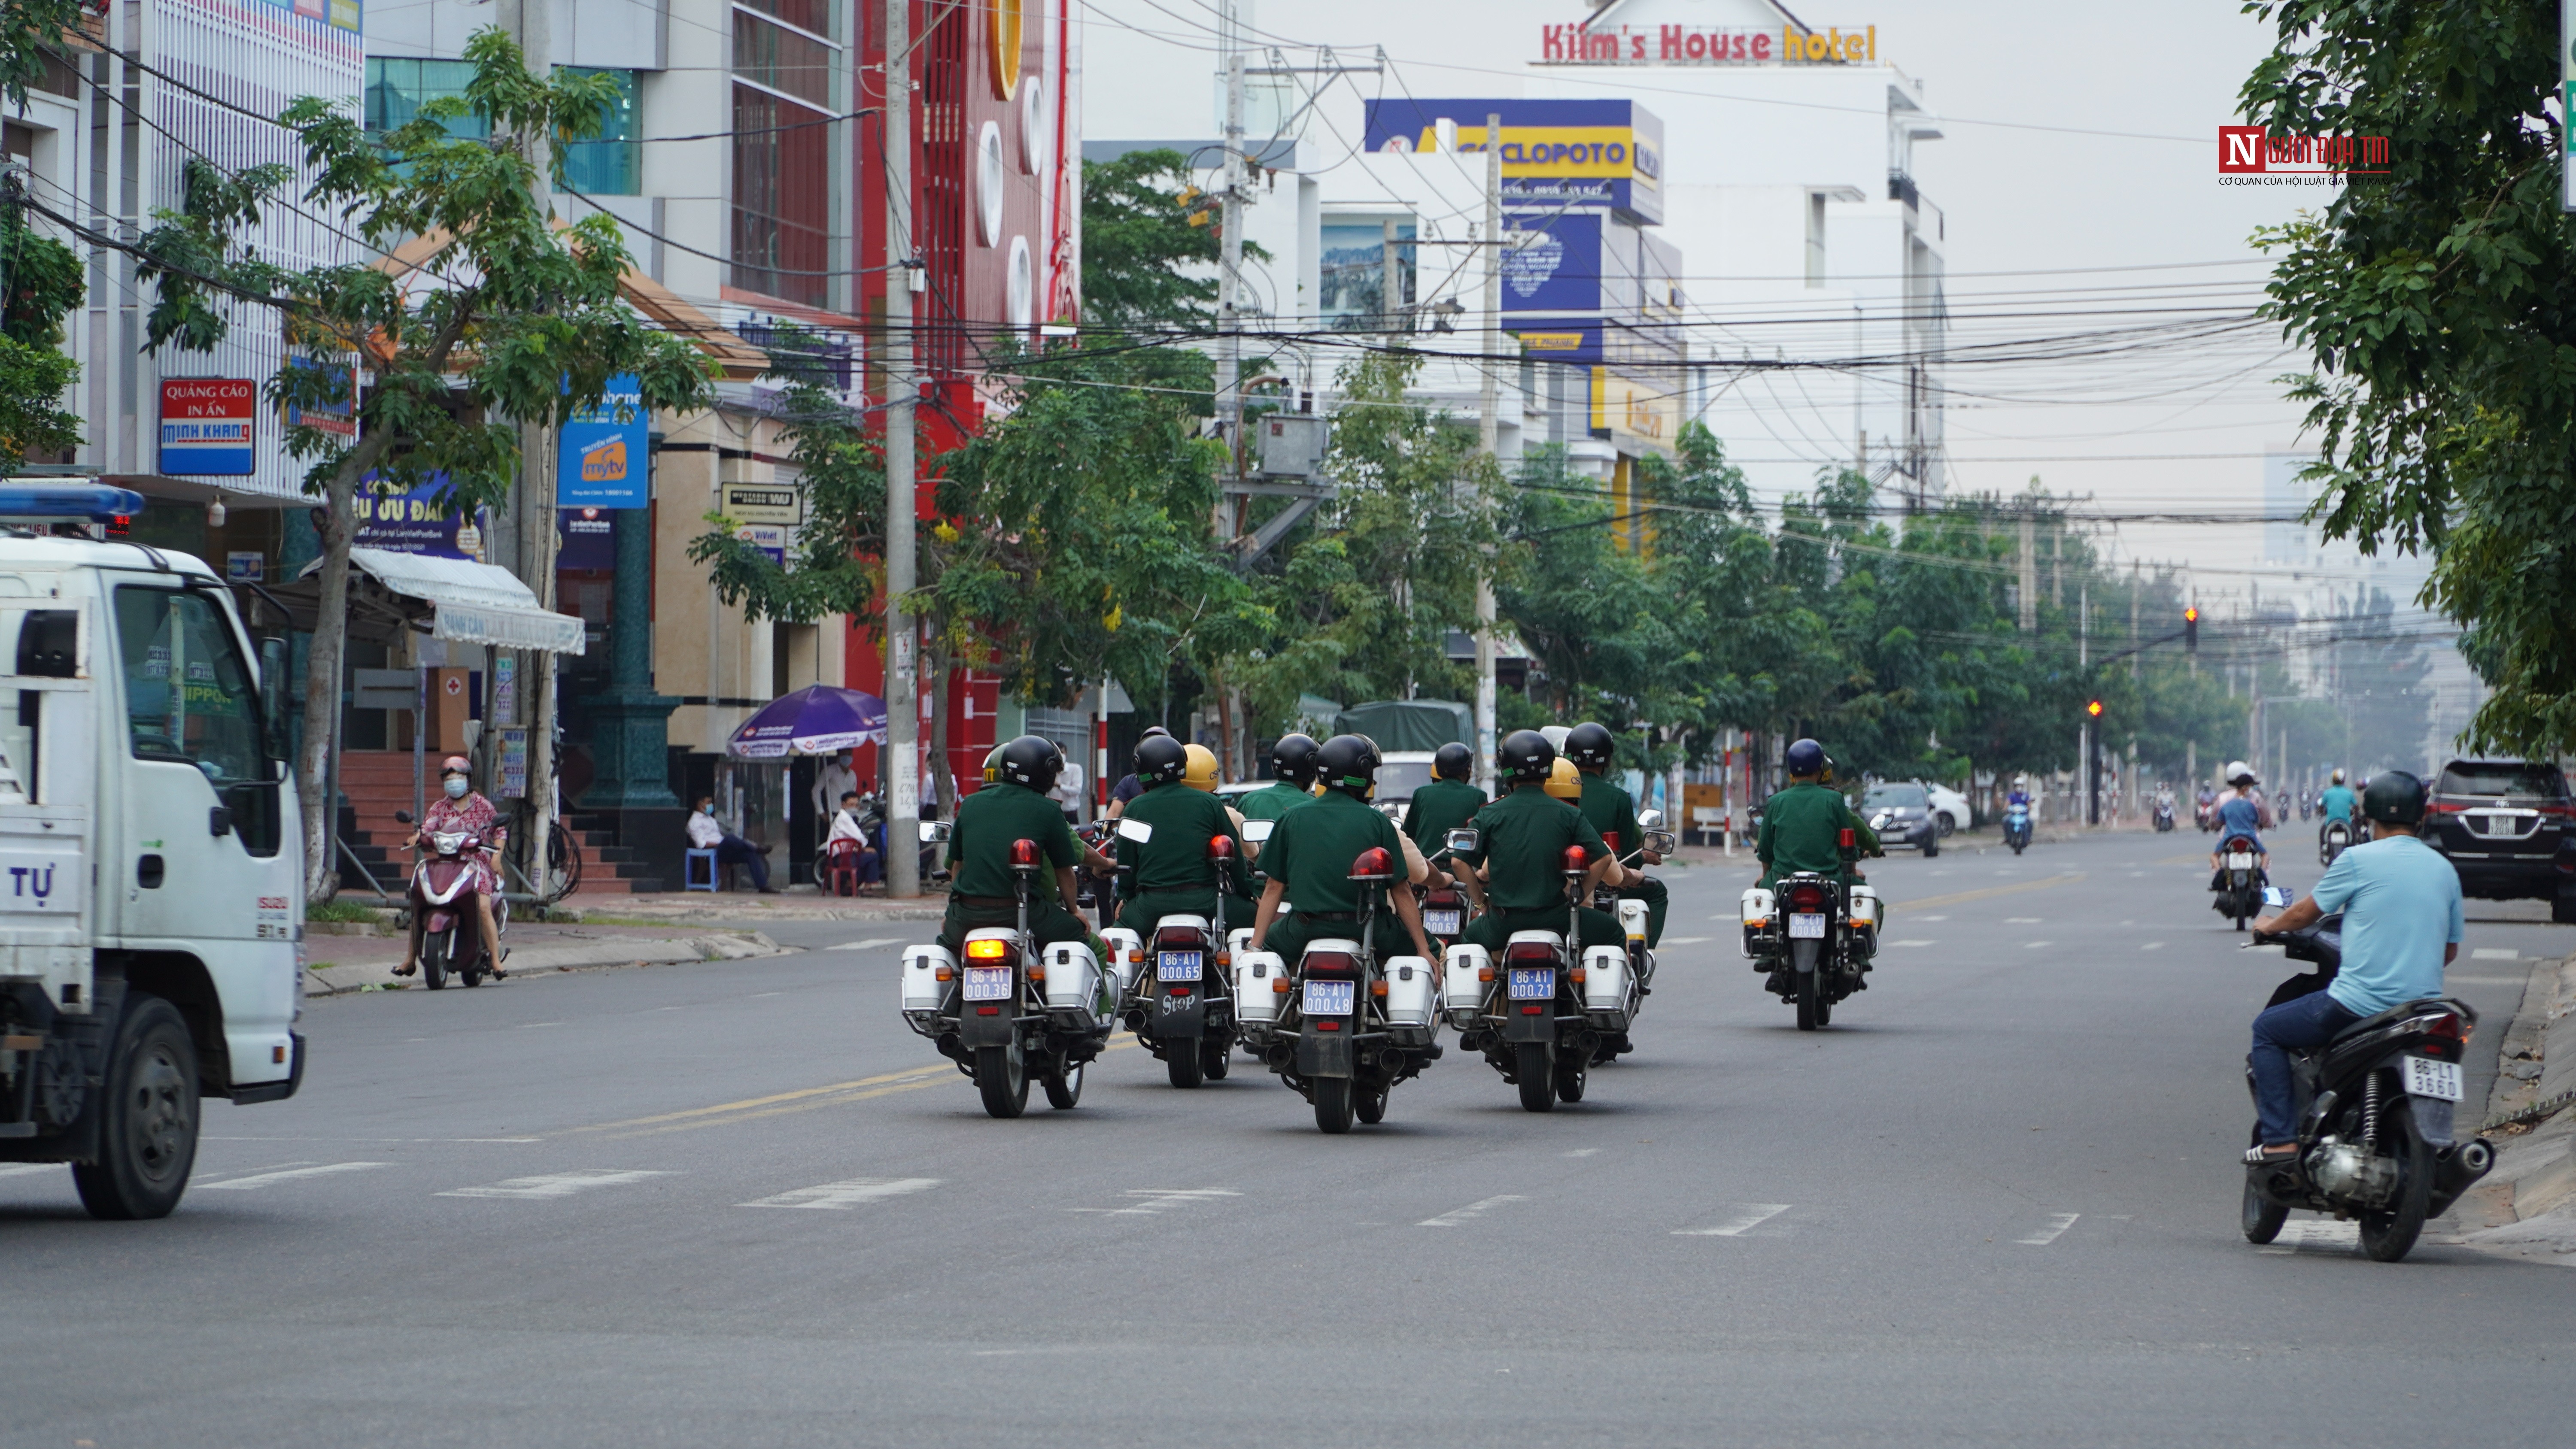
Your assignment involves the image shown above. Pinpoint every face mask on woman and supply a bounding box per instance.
[444,776,469,800]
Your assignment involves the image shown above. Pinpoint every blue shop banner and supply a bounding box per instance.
[558,374,649,509]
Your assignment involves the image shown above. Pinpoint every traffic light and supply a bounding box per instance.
[2184,606,2199,652]
[2087,699,2104,720]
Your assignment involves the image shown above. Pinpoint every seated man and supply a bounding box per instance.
[688,795,776,893]
[826,790,882,890]
[2317,767,2358,847]
[1755,739,1880,891]
[2208,763,2272,881]
[1114,736,1253,936]
[1454,731,1627,955]
[938,735,1112,956]
[1250,734,1436,964]
[2245,771,2461,1165]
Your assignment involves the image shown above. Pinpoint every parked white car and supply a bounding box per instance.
[1914,780,1971,836]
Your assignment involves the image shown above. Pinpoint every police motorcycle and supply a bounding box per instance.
[1441,829,1648,1111]
[2319,815,2355,867]
[391,809,507,990]
[2241,900,2494,1262]
[1231,839,1442,1134]
[1738,828,1882,1032]
[2212,834,2267,931]
[2002,798,2034,855]
[898,822,1113,1119]
[1099,819,1242,1089]
[1579,812,1678,1062]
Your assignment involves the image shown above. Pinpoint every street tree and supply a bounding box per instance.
[0,0,89,471]
[134,27,716,900]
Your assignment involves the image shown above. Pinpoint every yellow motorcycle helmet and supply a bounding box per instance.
[1182,743,1221,791]
[981,745,1003,785]
[1546,756,1583,803]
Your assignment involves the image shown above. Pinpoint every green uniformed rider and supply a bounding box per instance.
[1402,742,1488,859]
[1236,733,1322,823]
[937,735,1111,955]
[1563,721,1669,947]
[1251,734,1437,963]
[1454,730,1630,954]
[1114,734,1254,935]
[1755,737,1883,890]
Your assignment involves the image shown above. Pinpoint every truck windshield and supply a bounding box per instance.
[113,587,265,785]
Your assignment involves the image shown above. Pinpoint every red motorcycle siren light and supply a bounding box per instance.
[1009,837,1039,867]
[1561,845,1589,874]
[1208,834,1235,859]
[1348,846,1395,881]
[1838,827,1855,849]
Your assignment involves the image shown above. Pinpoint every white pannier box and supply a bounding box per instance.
[900,944,954,1012]
[1443,943,1491,1014]
[1098,928,1144,997]
[1233,950,1285,1025]
[1582,944,1630,1016]
[1382,955,1436,1028]
[1042,941,1103,1018]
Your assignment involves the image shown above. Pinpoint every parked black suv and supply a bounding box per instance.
[2420,758,2576,920]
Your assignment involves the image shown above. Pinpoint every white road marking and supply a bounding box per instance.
[1418,1194,1528,1228]
[198,1161,393,1191]
[2259,1219,2360,1255]
[1917,915,1947,922]
[2005,917,2043,924]
[2024,940,2054,949]
[740,1176,942,1210]
[1663,936,1711,945]
[2472,947,2521,961]
[439,1169,674,1200]
[2017,1213,2080,1246]
[1889,939,1935,947]
[514,1021,565,1029]
[826,938,903,952]
[1069,1188,1241,1216]
[0,1162,61,1178]
[2141,942,2165,952]
[1563,1148,1600,1158]
[1674,1203,1792,1237]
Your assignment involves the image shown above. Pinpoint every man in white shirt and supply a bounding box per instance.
[1049,758,1086,822]
[688,796,775,892]
[824,789,881,889]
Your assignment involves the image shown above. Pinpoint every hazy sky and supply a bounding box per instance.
[1082,0,2346,587]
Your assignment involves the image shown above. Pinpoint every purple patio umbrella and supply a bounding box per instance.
[725,684,890,759]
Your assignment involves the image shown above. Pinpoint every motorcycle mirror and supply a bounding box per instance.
[393,810,413,825]
[1444,827,1480,853]
[1240,818,1275,844]
[2262,886,2292,909]
[917,820,952,844]
[1116,817,1154,843]
[1642,830,1678,855]
[1635,808,1664,831]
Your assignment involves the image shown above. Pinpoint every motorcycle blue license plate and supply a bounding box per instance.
[962,967,1012,1001]
[1507,967,1555,1000]
[1422,908,1462,936]
[1157,950,1203,982]
[1301,979,1354,1017]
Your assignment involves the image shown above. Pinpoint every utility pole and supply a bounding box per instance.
[2016,512,2036,631]
[1214,49,1247,494]
[884,0,921,897]
[505,0,560,895]
[2080,582,2094,827]
[1473,114,1502,797]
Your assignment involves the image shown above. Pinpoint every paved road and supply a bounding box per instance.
[8,831,2569,1447]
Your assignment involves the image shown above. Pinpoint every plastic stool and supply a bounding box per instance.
[684,847,719,891]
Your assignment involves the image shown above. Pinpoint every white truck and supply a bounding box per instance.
[0,489,304,1218]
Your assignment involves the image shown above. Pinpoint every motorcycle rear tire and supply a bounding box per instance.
[976,1043,1029,1119]
[1198,1034,1230,1081]
[2010,840,2025,856]
[1042,1059,1084,1110]
[1795,967,1822,1031]
[1313,1077,1357,1134]
[421,932,449,991]
[1355,1083,1388,1124]
[2358,1101,2432,1263]
[2241,1173,2288,1245]
[1516,1043,1557,1112]
[1166,1037,1205,1089]
[1554,1053,1587,1103]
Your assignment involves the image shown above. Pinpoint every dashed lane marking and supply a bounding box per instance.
[1891,874,2084,912]
[197,1161,393,1191]
[2024,940,2054,949]
[1674,1203,1792,1237]
[824,938,903,952]
[2017,1213,2080,1246]
[1664,936,1712,945]
[1889,940,1935,947]
[2005,917,2044,924]
[1418,1194,1528,1228]
[740,1176,944,1210]
[2472,948,2521,961]
[1071,1188,1241,1216]
[439,1169,675,1200]
[2141,942,2165,952]
[1563,1148,1599,1158]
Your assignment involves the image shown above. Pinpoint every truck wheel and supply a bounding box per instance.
[71,995,199,1221]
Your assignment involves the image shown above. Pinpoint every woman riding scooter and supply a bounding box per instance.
[397,756,507,980]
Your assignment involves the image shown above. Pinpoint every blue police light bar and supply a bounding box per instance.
[0,483,149,522]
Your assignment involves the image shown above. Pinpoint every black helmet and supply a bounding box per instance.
[1316,734,1381,798]
[1271,732,1321,786]
[1433,741,1474,781]
[1784,738,1826,778]
[1565,721,1616,770]
[1134,734,1188,786]
[2362,769,2427,827]
[998,734,1063,791]
[1500,728,1556,783]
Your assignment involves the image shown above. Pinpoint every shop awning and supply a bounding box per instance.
[343,548,588,655]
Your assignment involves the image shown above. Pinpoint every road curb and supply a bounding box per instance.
[303,931,785,997]
[2454,954,2576,1255]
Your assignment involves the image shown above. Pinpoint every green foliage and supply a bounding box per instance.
[1078,147,1266,330]
[0,200,83,471]
[2242,0,2574,755]
[0,0,81,113]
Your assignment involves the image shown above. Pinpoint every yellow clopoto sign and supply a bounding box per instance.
[1591,368,1680,458]
[1388,126,1659,190]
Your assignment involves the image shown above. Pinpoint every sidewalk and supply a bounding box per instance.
[2451,953,2576,1258]
[302,920,788,997]
[550,883,949,927]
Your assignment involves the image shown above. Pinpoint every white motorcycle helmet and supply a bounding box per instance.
[2224,760,2254,787]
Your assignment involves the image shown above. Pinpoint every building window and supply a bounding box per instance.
[732,85,830,305]
[364,59,641,196]
[733,4,836,109]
